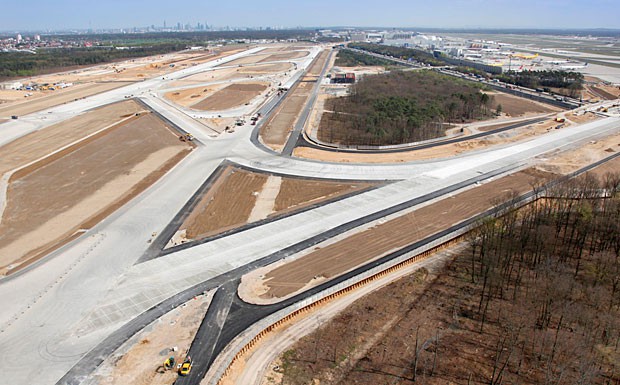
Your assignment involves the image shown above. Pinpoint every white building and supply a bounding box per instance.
[16,34,22,43]
[1,81,23,90]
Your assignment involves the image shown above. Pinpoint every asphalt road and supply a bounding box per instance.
[299,116,548,153]
[0,43,617,385]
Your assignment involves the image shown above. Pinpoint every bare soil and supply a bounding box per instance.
[92,293,214,385]
[224,54,274,66]
[296,117,563,163]
[181,167,269,240]
[170,63,292,89]
[0,82,133,117]
[224,51,309,67]
[270,158,620,385]
[489,92,559,116]
[257,51,309,63]
[0,111,192,274]
[535,132,620,175]
[177,166,372,243]
[273,178,372,213]
[244,169,555,302]
[260,50,329,150]
[164,85,223,107]
[191,82,269,111]
[590,85,618,100]
[0,100,143,176]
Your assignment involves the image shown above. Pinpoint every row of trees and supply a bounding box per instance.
[348,42,445,67]
[466,172,620,384]
[319,70,495,146]
[334,49,399,68]
[0,44,188,78]
[496,70,584,96]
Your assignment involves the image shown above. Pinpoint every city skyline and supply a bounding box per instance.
[1,0,620,32]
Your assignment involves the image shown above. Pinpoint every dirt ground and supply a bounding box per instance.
[164,85,224,108]
[181,167,269,240]
[296,116,568,163]
[0,100,143,176]
[239,169,555,303]
[257,51,309,63]
[260,50,329,150]
[223,247,458,385]
[0,110,192,275]
[273,178,372,212]
[92,292,214,385]
[489,92,560,116]
[260,90,311,150]
[260,154,620,385]
[535,131,620,175]
[0,82,133,117]
[224,51,308,67]
[170,63,293,89]
[586,155,620,177]
[191,82,269,111]
[590,85,618,100]
[175,166,372,244]
[28,47,247,85]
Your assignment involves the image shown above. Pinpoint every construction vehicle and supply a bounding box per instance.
[179,133,194,142]
[178,356,192,376]
[11,115,18,120]
[554,117,566,123]
[163,356,176,370]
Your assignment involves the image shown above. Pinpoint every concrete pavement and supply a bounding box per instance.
[0,43,618,385]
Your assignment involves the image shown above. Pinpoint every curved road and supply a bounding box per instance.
[0,44,617,385]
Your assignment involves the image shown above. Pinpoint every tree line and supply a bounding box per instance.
[465,172,620,384]
[334,49,400,68]
[348,42,445,67]
[319,70,495,146]
[0,44,187,78]
[496,70,584,96]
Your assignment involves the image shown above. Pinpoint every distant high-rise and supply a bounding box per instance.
[34,34,41,41]
[163,20,167,28]
[16,34,22,43]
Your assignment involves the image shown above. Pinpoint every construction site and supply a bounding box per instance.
[0,35,618,385]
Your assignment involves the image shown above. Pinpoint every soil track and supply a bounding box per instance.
[0,110,192,274]
[182,167,269,240]
[191,82,269,111]
[489,92,559,116]
[0,82,132,117]
[164,85,222,107]
[273,178,371,212]
[169,63,293,89]
[225,51,308,67]
[260,50,330,150]
[245,169,554,302]
[257,51,309,63]
[0,100,143,176]
[177,166,372,243]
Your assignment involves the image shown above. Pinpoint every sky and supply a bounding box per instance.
[2,0,619,31]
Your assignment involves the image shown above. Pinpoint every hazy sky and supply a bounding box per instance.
[2,0,619,31]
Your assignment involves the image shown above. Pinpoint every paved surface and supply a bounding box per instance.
[0,43,618,385]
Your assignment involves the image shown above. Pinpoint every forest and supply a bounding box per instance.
[496,70,584,96]
[348,42,445,67]
[278,170,620,385]
[334,49,400,68]
[319,70,495,146]
[0,29,315,79]
[0,44,187,78]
